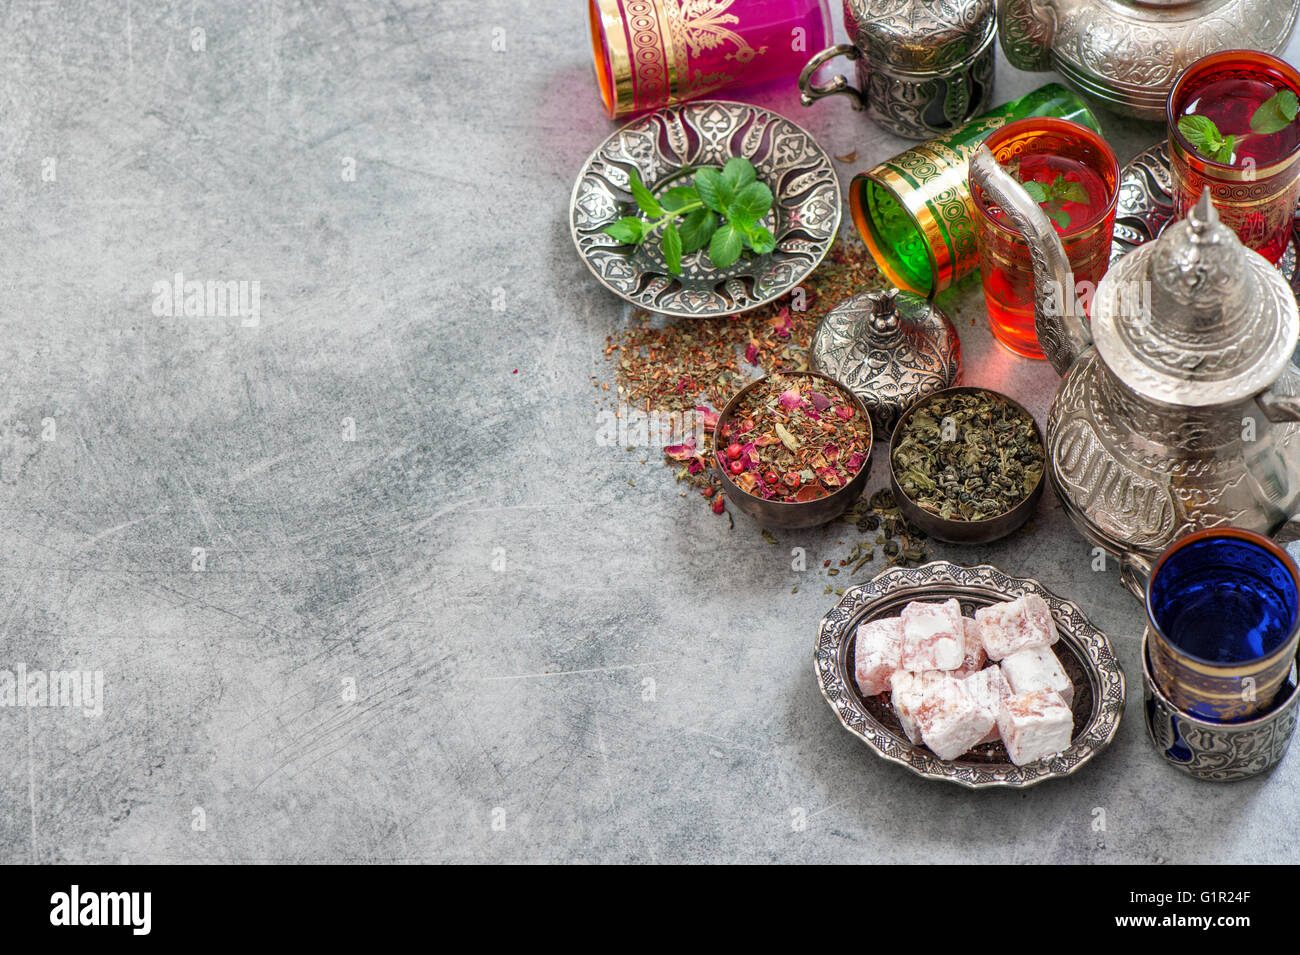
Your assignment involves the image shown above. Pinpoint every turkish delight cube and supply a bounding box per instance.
[961,617,987,671]
[853,617,904,697]
[900,598,965,671]
[975,594,1058,660]
[914,675,996,761]
[996,689,1074,766]
[962,666,1010,744]
[1000,645,1074,708]
[890,669,945,744]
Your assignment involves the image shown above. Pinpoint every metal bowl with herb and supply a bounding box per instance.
[888,387,1045,544]
[714,371,873,530]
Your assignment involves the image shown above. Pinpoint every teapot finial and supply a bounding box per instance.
[967,144,1092,376]
[1188,187,1218,235]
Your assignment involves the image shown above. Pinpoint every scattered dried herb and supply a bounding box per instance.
[598,236,884,518]
[716,373,870,503]
[891,391,1044,522]
[839,489,930,569]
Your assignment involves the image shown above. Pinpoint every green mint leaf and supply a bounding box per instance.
[721,157,756,192]
[1021,180,1049,203]
[1214,134,1236,165]
[708,223,744,270]
[628,169,662,217]
[1048,207,1071,230]
[1250,88,1300,135]
[1058,179,1090,206]
[678,209,717,255]
[693,168,732,214]
[1281,89,1300,121]
[659,186,698,213]
[747,225,776,255]
[1178,114,1223,157]
[604,217,647,245]
[662,220,683,274]
[727,181,774,229]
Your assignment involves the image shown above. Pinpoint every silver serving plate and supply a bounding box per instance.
[570,101,841,319]
[814,560,1125,789]
[1111,140,1300,300]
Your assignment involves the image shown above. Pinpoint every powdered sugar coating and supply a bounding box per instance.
[914,675,996,761]
[853,617,904,697]
[975,594,1058,660]
[996,689,1073,766]
[900,598,965,671]
[1000,644,1074,708]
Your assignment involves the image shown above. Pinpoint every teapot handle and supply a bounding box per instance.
[1255,386,1300,423]
[798,44,865,111]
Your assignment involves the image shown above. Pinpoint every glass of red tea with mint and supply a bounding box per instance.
[971,118,1119,360]
[1169,50,1300,265]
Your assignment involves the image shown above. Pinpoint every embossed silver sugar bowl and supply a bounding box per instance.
[998,0,1299,121]
[798,0,995,140]
[970,145,1300,598]
[812,287,961,434]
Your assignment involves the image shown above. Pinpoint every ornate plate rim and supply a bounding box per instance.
[569,99,842,319]
[813,559,1126,790]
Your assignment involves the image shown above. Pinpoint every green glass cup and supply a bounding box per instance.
[849,83,1101,298]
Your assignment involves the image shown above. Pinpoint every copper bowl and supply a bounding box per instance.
[888,386,1044,544]
[714,371,873,530]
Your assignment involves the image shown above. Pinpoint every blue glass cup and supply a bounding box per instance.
[1146,528,1300,723]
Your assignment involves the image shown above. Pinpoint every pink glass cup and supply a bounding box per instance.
[588,0,832,119]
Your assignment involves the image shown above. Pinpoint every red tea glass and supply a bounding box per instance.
[1168,50,1300,265]
[588,0,832,119]
[971,118,1119,359]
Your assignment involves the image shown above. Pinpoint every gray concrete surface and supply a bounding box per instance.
[1,1,1297,864]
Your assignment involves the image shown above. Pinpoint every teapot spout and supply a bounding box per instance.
[968,144,1091,375]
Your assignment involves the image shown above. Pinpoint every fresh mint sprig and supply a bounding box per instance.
[603,157,776,274]
[1019,172,1090,229]
[1178,88,1299,164]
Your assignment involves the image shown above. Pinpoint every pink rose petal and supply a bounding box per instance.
[665,439,697,462]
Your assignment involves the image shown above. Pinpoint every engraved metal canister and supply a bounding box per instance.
[798,0,996,141]
[811,288,961,435]
[847,83,1100,298]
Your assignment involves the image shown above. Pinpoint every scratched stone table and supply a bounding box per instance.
[1,2,1298,864]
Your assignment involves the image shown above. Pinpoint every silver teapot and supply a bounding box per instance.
[969,145,1300,597]
[998,0,1298,120]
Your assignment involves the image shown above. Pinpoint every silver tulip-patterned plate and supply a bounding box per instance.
[1111,140,1300,299]
[815,560,1125,789]
[570,100,841,319]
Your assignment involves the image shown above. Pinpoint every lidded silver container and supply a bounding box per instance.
[811,287,962,434]
[798,0,996,140]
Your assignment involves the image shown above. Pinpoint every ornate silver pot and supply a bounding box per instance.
[798,0,995,140]
[969,145,1300,598]
[998,0,1299,120]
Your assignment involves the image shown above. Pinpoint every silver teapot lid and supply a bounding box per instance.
[843,0,995,73]
[1090,191,1300,408]
[812,287,961,433]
